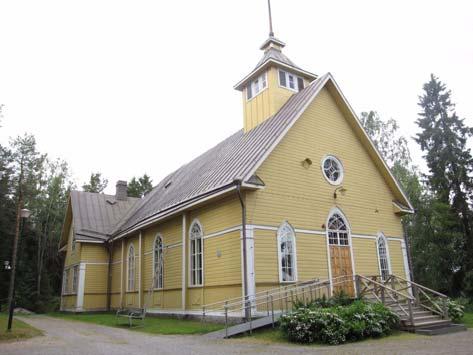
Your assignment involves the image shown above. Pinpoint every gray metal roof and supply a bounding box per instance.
[113,74,328,236]
[254,47,298,70]
[70,191,140,241]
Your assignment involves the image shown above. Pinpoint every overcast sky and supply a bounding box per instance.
[1,0,472,194]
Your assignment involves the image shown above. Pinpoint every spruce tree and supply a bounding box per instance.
[416,74,473,287]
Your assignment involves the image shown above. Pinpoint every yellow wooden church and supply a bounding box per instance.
[59,15,414,315]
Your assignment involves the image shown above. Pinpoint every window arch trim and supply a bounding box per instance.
[326,207,352,246]
[277,221,298,283]
[376,232,392,281]
[127,243,135,292]
[188,219,204,287]
[153,234,164,289]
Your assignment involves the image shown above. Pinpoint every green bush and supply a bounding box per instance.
[292,290,355,310]
[445,299,464,322]
[280,300,399,345]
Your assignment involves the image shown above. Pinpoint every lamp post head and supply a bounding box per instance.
[4,260,11,270]
[20,209,32,219]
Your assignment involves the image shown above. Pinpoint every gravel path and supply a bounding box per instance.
[1,315,472,355]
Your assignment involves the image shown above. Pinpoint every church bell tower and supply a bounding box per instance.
[234,0,317,132]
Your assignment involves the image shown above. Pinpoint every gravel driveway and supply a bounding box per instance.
[1,315,472,355]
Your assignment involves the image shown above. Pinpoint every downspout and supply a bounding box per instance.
[106,239,113,311]
[234,178,249,320]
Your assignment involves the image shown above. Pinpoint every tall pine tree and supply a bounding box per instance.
[416,74,473,293]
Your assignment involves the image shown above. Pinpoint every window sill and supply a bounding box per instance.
[188,285,203,289]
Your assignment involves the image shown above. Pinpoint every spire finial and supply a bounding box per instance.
[267,0,274,37]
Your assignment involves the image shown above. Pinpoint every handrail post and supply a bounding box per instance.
[381,285,385,304]
[390,276,397,300]
[303,288,307,307]
[270,295,275,328]
[285,289,289,313]
[290,290,294,310]
[266,291,270,316]
[224,303,228,338]
[249,302,253,334]
[202,306,206,324]
[326,282,331,298]
[355,275,361,298]
[407,299,414,328]
[442,298,448,319]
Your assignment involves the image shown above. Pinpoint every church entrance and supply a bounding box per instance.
[327,211,354,296]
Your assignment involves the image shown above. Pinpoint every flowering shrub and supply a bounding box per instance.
[445,299,464,322]
[279,300,399,345]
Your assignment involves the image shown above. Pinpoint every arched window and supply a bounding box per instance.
[278,222,297,282]
[153,235,164,289]
[189,220,203,286]
[127,244,135,291]
[327,212,349,246]
[377,234,391,281]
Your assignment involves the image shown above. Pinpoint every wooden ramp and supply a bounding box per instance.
[206,313,282,339]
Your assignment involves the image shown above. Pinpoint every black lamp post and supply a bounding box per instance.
[6,208,31,331]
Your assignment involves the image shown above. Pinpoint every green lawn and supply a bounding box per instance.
[47,312,223,335]
[461,312,473,328]
[236,327,420,345]
[0,313,43,343]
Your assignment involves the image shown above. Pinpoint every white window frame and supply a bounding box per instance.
[127,244,135,291]
[277,221,298,283]
[278,69,304,92]
[189,219,204,287]
[321,155,344,185]
[62,269,68,295]
[246,71,268,101]
[153,234,164,289]
[376,233,392,281]
[72,265,79,294]
[327,210,350,247]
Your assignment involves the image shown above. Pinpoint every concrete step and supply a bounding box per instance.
[412,319,451,328]
[415,323,467,336]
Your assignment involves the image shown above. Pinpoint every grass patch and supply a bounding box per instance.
[237,326,421,345]
[461,312,473,328]
[47,312,223,335]
[0,313,43,343]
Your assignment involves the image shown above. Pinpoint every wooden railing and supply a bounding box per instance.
[356,274,449,324]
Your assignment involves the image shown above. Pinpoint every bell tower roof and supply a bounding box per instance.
[234,1,316,91]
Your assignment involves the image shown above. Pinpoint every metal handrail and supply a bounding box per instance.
[205,275,353,315]
[201,276,322,310]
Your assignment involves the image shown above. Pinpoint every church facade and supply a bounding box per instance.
[59,31,413,313]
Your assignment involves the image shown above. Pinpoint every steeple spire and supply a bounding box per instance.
[267,0,274,37]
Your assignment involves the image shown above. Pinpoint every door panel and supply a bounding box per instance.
[330,245,354,296]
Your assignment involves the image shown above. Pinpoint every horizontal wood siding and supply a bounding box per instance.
[204,231,241,287]
[254,229,279,283]
[297,233,329,281]
[84,264,108,294]
[352,238,379,276]
[189,195,241,236]
[388,240,406,276]
[248,87,404,238]
[81,244,108,263]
